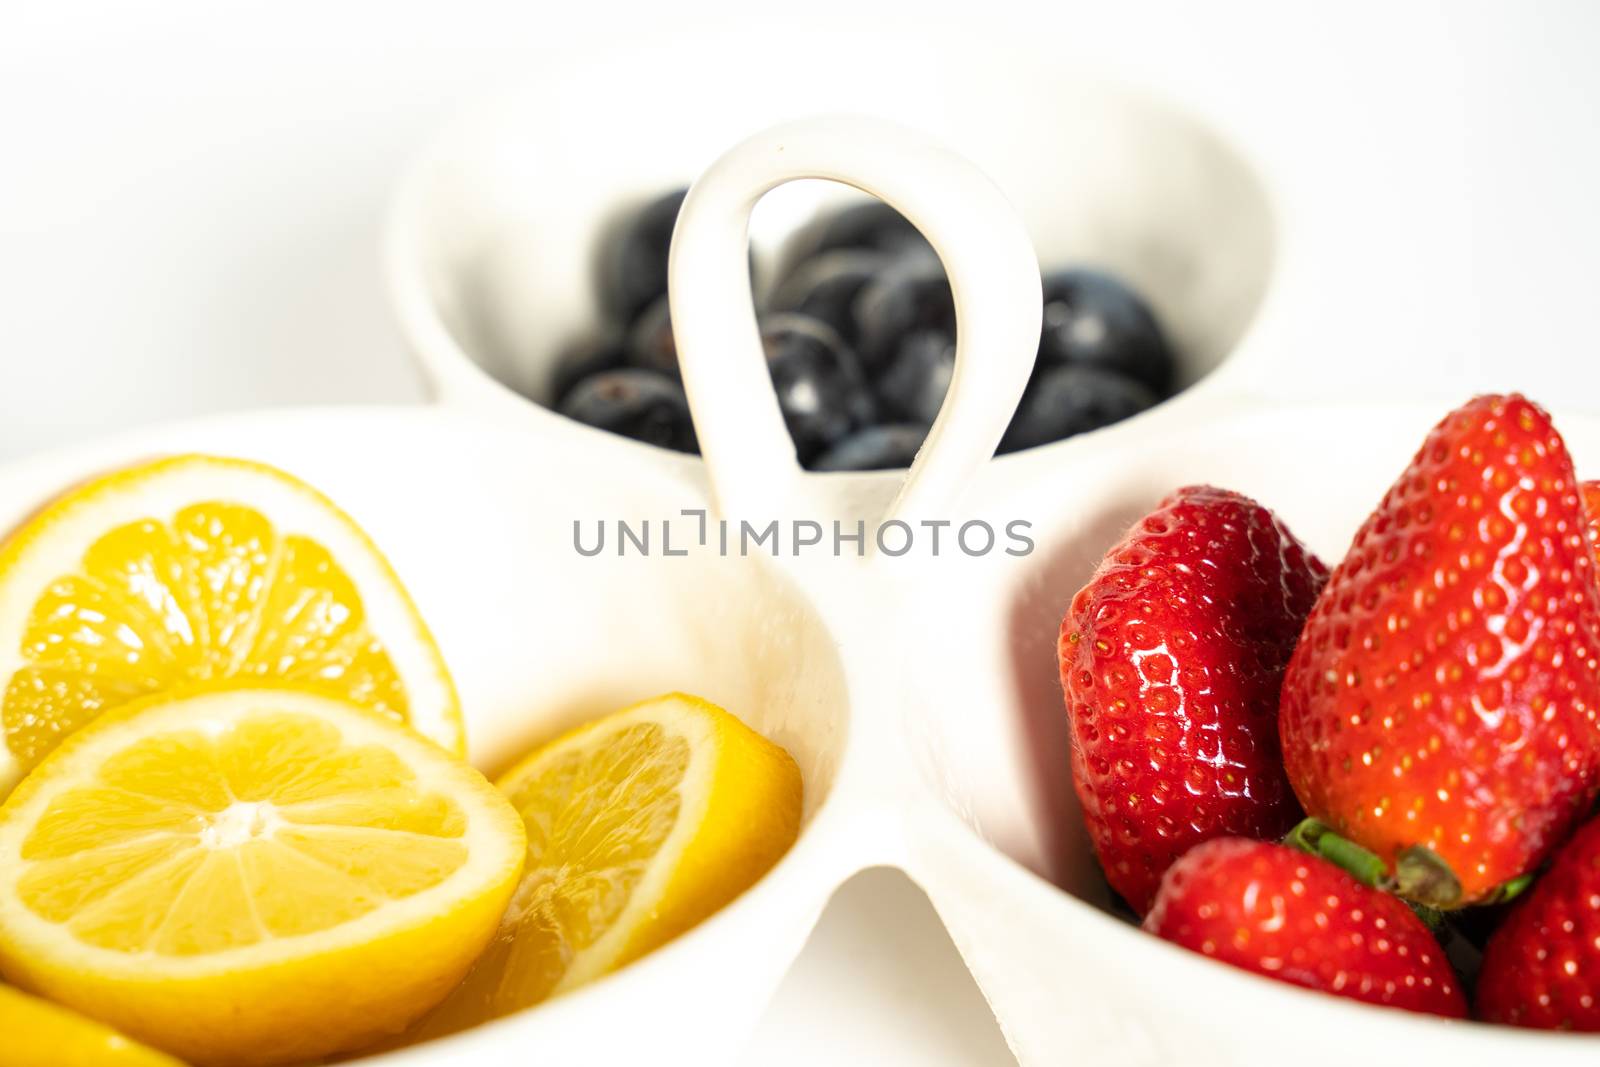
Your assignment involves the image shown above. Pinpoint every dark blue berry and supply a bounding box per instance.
[599,188,687,326]
[852,257,953,375]
[998,365,1156,453]
[558,369,698,453]
[624,294,678,378]
[760,313,875,462]
[767,250,889,347]
[793,199,934,264]
[1038,269,1175,395]
[875,329,954,424]
[811,424,928,471]
[550,333,627,405]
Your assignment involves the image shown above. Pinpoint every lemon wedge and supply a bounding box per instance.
[0,454,462,794]
[407,692,802,1039]
[0,982,186,1067]
[0,685,525,1067]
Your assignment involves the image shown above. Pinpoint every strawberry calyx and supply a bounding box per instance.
[1393,846,1464,910]
[1285,818,1539,923]
[1283,818,1467,913]
[1478,871,1536,907]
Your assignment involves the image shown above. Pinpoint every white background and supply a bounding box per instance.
[3,2,1600,1063]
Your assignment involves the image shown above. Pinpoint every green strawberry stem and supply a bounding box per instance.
[1283,817,1389,888]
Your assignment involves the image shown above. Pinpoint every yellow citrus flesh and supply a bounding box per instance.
[0,686,525,1067]
[0,455,462,795]
[0,983,186,1067]
[405,692,802,1040]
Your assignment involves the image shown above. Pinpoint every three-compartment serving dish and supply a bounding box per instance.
[7,24,1599,1067]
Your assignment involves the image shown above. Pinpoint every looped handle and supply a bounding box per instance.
[669,117,1041,535]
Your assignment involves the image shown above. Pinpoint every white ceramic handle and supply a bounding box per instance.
[669,117,1041,532]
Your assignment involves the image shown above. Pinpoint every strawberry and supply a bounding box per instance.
[1060,485,1326,914]
[1583,480,1600,564]
[1477,812,1600,1028]
[1145,837,1466,1017]
[1280,394,1600,908]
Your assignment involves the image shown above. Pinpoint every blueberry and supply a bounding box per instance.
[812,424,928,471]
[799,200,933,260]
[760,313,875,462]
[550,333,627,405]
[1038,269,1175,395]
[852,257,954,375]
[767,249,889,346]
[557,369,698,453]
[998,365,1157,454]
[875,329,954,424]
[598,188,687,325]
[624,294,679,378]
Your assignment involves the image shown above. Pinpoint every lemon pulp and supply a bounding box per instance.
[6,501,408,775]
[17,705,467,954]
[0,455,462,793]
[409,692,802,1039]
[0,687,523,1067]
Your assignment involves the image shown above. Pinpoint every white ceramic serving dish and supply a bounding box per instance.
[372,31,1600,1067]
[0,29,1582,1067]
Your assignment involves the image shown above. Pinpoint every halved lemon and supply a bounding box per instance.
[406,692,802,1040]
[0,454,462,794]
[0,685,525,1067]
[0,982,185,1067]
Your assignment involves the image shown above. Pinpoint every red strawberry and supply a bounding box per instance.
[1583,480,1600,563]
[1280,394,1600,908]
[1060,485,1327,914]
[1145,838,1466,1016]
[1477,812,1600,1028]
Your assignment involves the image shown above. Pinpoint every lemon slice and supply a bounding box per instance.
[407,692,802,1039]
[0,454,462,794]
[0,983,186,1067]
[0,685,525,1067]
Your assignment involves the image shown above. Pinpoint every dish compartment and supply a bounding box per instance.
[387,29,1276,452]
[897,403,1600,1065]
[0,409,870,1065]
